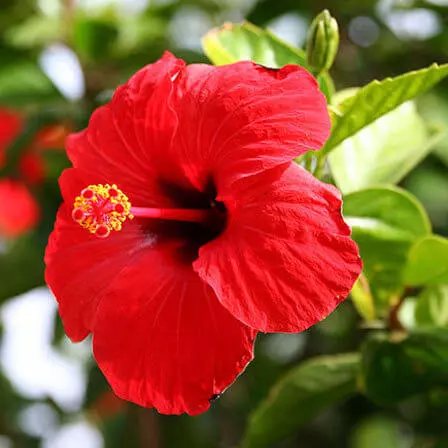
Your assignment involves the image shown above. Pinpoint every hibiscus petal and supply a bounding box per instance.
[92,248,256,415]
[0,179,40,238]
[45,169,150,342]
[173,62,330,194]
[194,164,362,333]
[66,52,186,206]
[48,175,255,414]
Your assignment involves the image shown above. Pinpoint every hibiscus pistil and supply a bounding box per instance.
[72,183,219,238]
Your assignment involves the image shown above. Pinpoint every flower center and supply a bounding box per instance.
[72,184,133,238]
[72,184,222,239]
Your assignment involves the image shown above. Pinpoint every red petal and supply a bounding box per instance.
[91,248,255,415]
[45,170,256,412]
[0,179,39,238]
[45,169,148,342]
[173,62,330,194]
[66,52,187,206]
[194,164,362,333]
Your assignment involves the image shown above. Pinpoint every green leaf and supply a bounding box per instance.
[429,388,448,407]
[343,186,431,304]
[243,354,360,448]
[404,236,448,285]
[434,439,448,448]
[415,286,448,328]
[329,100,443,194]
[418,92,448,168]
[73,16,119,62]
[85,363,112,408]
[202,22,333,101]
[102,413,137,448]
[316,71,335,103]
[5,15,61,48]
[351,416,406,448]
[0,61,60,107]
[202,21,307,68]
[324,63,448,153]
[331,87,359,105]
[403,165,448,232]
[361,331,448,404]
[343,186,431,242]
[115,15,167,54]
[0,235,45,304]
[407,329,448,371]
[0,369,30,418]
[350,275,376,321]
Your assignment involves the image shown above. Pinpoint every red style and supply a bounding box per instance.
[45,52,362,415]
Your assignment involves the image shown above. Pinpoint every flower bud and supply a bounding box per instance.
[306,10,339,73]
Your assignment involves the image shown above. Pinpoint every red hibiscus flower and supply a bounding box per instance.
[0,179,40,238]
[0,109,70,238]
[0,109,40,238]
[45,52,362,415]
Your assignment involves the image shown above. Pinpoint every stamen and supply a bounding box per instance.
[72,184,133,238]
[73,184,222,238]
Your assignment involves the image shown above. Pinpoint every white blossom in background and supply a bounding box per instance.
[43,421,103,448]
[377,0,442,40]
[39,44,85,101]
[0,436,12,448]
[169,6,212,51]
[0,287,89,412]
[349,16,380,47]
[385,8,442,40]
[19,403,59,439]
[267,13,309,48]
[37,0,61,16]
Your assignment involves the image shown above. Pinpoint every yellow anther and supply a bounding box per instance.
[72,184,133,238]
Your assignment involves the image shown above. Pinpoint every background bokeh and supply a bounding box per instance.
[0,0,447,447]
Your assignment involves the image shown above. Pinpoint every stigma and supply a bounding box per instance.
[72,184,133,238]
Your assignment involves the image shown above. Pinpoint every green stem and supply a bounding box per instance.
[313,154,327,179]
[304,152,314,172]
